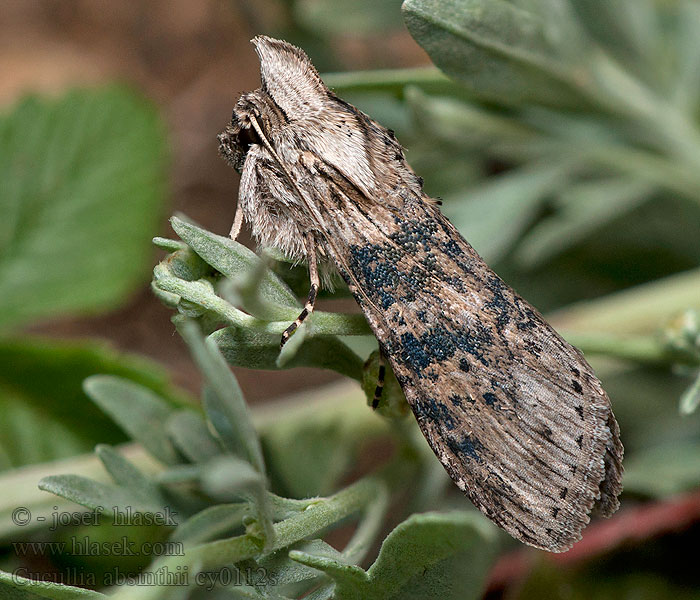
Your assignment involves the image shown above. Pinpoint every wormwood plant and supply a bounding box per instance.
[15,218,500,600]
[4,1,700,599]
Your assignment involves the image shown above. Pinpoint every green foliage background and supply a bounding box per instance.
[1,1,700,599]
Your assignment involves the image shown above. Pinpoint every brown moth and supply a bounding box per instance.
[218,36,623,552]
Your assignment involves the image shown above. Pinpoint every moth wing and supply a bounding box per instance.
[252,36,328,115]
[253,35,386,202]
[314,179,623,552]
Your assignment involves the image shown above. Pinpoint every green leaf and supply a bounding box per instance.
[165,409,222,463]
[210,325,365,381]
[289,550,367,589]
[155,218,371,342]
[404,86,534,150]
[443,163,571,263]
[292,511,498,600]
[170,503,247,544]
[276,321,309,368]
[271,539,343,583]
[261,386,384,498]
[94,444,165,504]
[679,371,700,415]
[239,539,340,599]
[0,568,106,599]
[671,1,700,112]
[364,511,497,600]
[570,0,660,72]
[0,86,168,331]
[361,350,408,419]
[152,236,186,252]
[402,0,592,109]
[622,440,700,497]
[295,0,404,35]
[499,194,700,312]
[170,216,300,319]
[154,264,369,338]
[516,177,656,267]
[322,67,455,97]
[38,474,166,514]
[0,338,186,470]
[200,455,274,548]
[176,319,266,475]
[83,376,180,465]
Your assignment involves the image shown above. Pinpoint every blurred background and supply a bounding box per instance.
[1,0,425,400]
[3,1,700,598]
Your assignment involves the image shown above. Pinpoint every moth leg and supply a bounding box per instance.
[229,203,244,241]
[372,350,386,409]
[280,236,319,348]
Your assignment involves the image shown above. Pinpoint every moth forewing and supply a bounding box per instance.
[218,35,623,553]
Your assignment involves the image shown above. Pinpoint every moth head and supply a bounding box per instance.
[217,94,265,173]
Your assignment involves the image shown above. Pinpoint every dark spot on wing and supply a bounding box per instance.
[514,303,540,331]
[484,275,512,330]
[422,325,457,361]
[447,433,484,462]
[572,379,583,394]
[575,405,584,419]
[414,397,457,431]
[482,392,498,406]
[390,219,439,255]
[523,340,542,357]
[449,394,463,408]
[349,244,398,310]
[560,487,568,499]
[454,325,493,367]
[399,332,432,372]
[459,358,471,373]
[398,322,491,375]
[441,239,463,259]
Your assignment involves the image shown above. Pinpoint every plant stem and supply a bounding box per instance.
[561,331,674,366]
[155,273,371,336]
[549,267,700,334]
[109,475,388,600]
[323,67,452,95]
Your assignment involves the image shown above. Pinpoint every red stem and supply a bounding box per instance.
[487,488,700,591]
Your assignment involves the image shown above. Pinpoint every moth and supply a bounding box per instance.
[218,36,623,552]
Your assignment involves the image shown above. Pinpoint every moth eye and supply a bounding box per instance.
[236,125,262,150]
